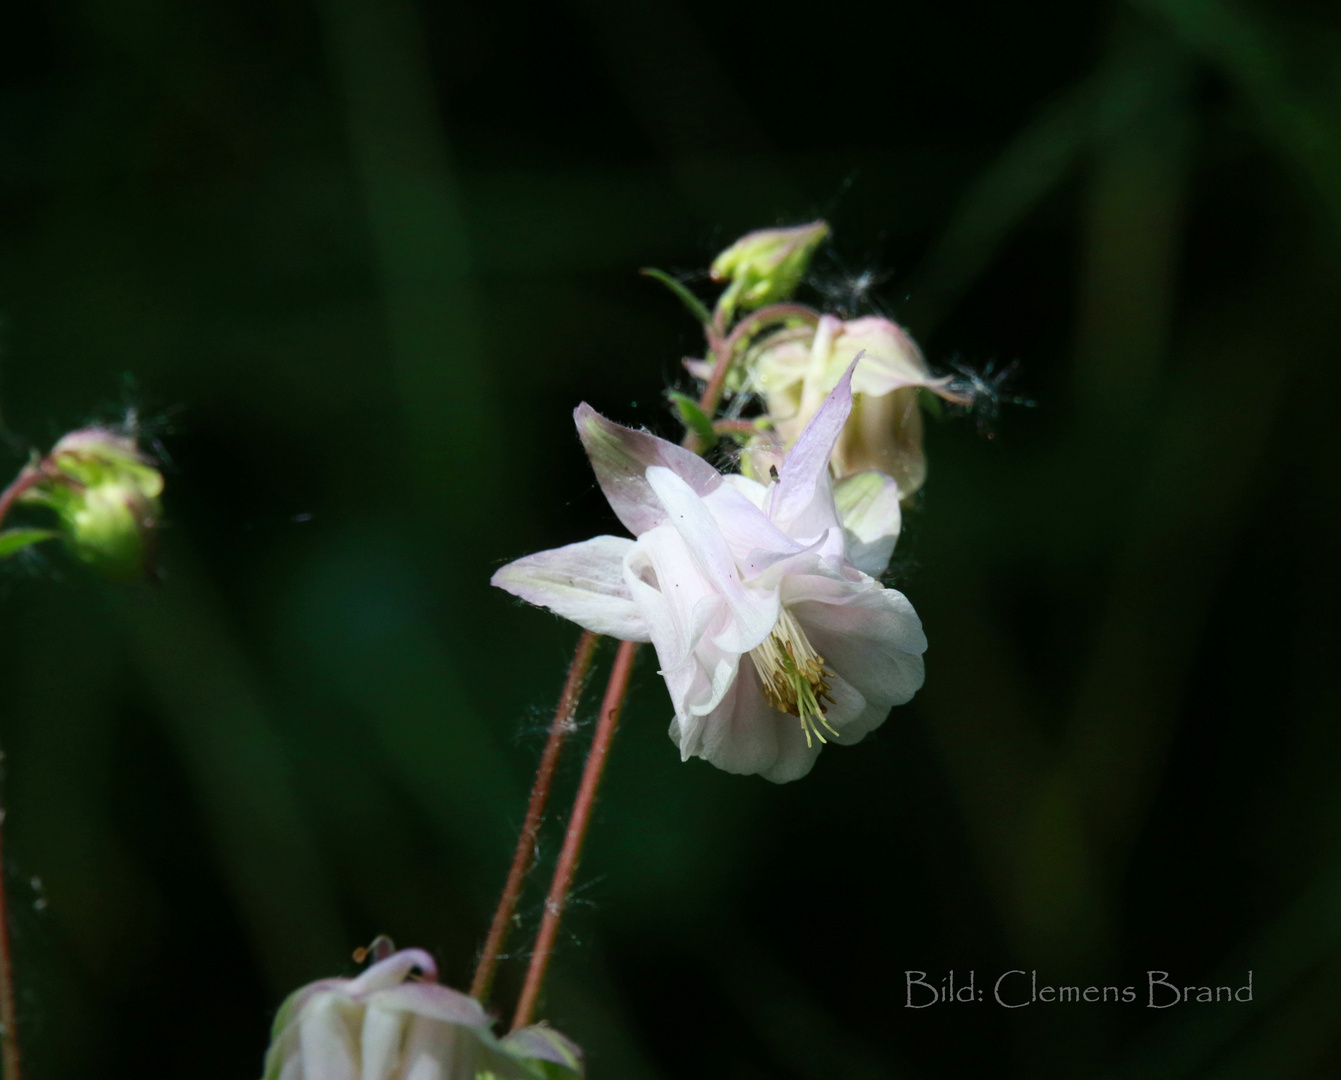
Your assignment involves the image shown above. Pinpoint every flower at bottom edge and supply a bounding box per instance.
[262,948,583,1080]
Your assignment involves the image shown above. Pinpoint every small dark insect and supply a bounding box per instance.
[769,464,780,482]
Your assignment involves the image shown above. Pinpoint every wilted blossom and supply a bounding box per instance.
[492,366,926,783]
[710,220,829,314]
[750,314,963,498]
[18,426,163,581]
[262,948,582,1080]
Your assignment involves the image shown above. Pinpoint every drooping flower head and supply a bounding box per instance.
[492,366,926,783]
[262,948,582,1080]
[750,314,964,498]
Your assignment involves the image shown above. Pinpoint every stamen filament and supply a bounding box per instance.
[749,607,837,744]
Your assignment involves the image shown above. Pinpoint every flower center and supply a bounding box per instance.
[749,607,838,748]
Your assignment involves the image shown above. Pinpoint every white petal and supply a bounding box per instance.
[491,536,650,641]
[645,466,778,654]
[624,525,721,672]
[760,702,824,783]
[345,949,438,996]
[360,1004,407,1080]
[501,1025,585,1074]
[840,317,934,396]
[684,665,781,777]
[789,582,926,707]
[770,361,854,530]
[369,983,491,1029]
[574,404,722,536]
[721,473,769,508]
[832,471,902,577]
[700,481,805,572]
[298,993,361,1080]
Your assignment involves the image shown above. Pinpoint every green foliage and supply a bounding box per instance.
[667,390,717,449]
[639,268,712,326]
[0,528,56,559]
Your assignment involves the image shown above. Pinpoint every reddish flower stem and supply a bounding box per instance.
[510,639,639,1031]
[471,630,601,1004]
[0,761,19,1080]
[683,302,820,455]
[0,467,44,1080]
[0,469,47,531]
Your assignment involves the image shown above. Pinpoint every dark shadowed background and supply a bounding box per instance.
[1,0,1340,1076]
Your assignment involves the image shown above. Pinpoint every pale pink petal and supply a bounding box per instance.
[401,1014,473,1080]
[574,404,721,536]
[760,704,824,783]
[624,525,721,670]
[720,473,769,508]
[360,1004,409,1080]
[770,360,854,529]
[789,584,926,707]
[345,949,437,996]
[491,536,649,641]
[369,983,490,1029]
[501,1025,585,1073]
[685,665,780,776]
[833,471,902,577]
[700,481,805,570]
[298,992,360,1080]
[645,466,778,654]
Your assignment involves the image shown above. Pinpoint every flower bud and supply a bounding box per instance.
[19,427,163,582]
[710,220,829,313]
[751,314,960,498]
[262,948,583,1080]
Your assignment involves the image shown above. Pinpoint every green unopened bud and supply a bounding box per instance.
[20,428,163,582]
[710,220,828,315]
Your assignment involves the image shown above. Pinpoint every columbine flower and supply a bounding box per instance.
[750,314,962,498]
[262,948,583,1080]
[492,367,925,783]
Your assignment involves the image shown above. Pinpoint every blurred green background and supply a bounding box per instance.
[2,0,1340,1076]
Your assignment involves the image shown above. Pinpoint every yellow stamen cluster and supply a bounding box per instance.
[750,607,838,747]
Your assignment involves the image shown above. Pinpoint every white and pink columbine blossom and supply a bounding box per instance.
[261,948,582,1080]
[492,367,926,783]
[750,314,963,497]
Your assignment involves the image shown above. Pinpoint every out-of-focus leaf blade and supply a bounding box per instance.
[667,390,717,449]
[640,267,711,325]
[0,528,56,558]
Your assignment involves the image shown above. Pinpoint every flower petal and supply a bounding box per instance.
[491,536,650,641]
[832,471,902,577]
[298,992,361,1080]
[360,1004,409,1080]
[501,1024,585,1075]
[700,480,806,573]
[767,362,855,550]
[645,466,778,654]
[369,982,491,1029]
[760,702,825,783]
[679,664,781,777]
[345,949,438,996]
[788,581,926,707]
[574,404,722,536]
